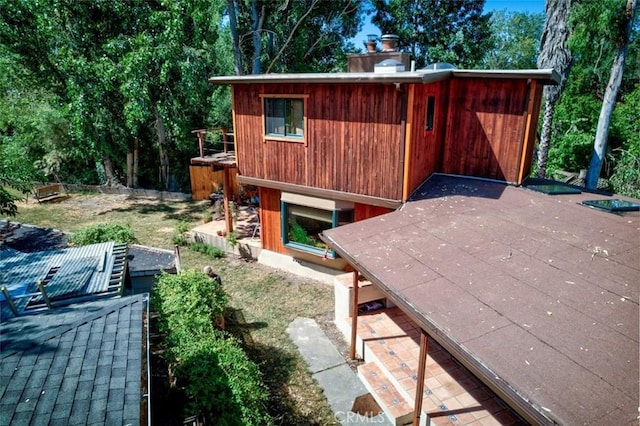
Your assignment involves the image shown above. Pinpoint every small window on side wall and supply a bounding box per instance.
[425,96,435,131]
[263,96,306,142]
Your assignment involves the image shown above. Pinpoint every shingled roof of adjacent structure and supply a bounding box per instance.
[322,174,639,425]
[0,294,149,426]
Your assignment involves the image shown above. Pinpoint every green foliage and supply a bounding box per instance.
[226,232,240,248]
[172,220,191,246]
[153,271,271,424]
[68,223,138,245]
[188,242,225,259]
[542,0,639,194]
[483,11,545,69]
[547,132,594,175]
[288,220,315,246]
[0,187,20,217]
[371,0,492,69]
[609,86,640,197]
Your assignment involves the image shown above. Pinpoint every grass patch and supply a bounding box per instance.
[9,193,337,425]
[188,242,225,259]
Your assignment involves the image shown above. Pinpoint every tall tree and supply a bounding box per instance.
[536,0,573,178]
[226,0,364,75]
[483,11,545,69]
[586,0,637,189]
[371,0,492,69]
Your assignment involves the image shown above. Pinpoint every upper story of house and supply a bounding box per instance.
[209,64,558,207]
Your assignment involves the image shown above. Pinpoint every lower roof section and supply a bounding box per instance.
[322,174,639,425]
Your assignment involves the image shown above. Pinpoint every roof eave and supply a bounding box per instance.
[209,70,452,85]
[208,68,560,85]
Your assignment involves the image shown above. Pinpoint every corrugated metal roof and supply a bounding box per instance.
[208,68,560,85]
[0,242,128,316]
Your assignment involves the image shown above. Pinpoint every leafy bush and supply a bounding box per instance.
[188,242,225,259]
[175,333,271,426]
[153,271,271,425]
[68,223,137,245]
[172,220,191,246]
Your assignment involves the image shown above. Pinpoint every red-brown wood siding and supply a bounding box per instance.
[258,187,286,254]
[354,203,394,221]
[405,80,450,198]
[232,83,405,200]
[441,79,528,182]
[518,80,544,183]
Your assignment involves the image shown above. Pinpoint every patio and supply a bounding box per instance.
[190,204,262,258]
[353,307,525,425]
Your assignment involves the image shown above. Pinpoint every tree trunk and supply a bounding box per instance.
[586,0,637,189]
[537,97,556,177]
[536,0,573,178]
[133,137,139,188]
[226,0,243,75]
[155,109,170,190]
[126,151,133,187]
[250,0,265,74]
[102,155,116,186]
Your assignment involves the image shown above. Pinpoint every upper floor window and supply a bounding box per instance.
[262,95,307,142]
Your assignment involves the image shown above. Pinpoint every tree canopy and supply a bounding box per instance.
[0,0,639,217]
[371,0,492,69]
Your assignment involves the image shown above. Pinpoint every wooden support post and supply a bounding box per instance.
[412,330,429,426]
[174,245,182,274]
[349,270,359,360]
[221,127,228,153]
[223,167,233,233]
[197,131,205,158]
[36,280,54,309]
[1,285,19,317]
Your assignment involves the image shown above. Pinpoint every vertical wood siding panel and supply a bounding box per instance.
[258,187,286,254]
[233,83,404,200]
[442,79,527,182]
[354,203,394,221]
[405,81,448,197]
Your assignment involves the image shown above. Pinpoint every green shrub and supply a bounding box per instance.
[175,332,271,426]
[176,220,191,234]
[188,242,225,259]
[154,270,228,344]
[226,231,239,248]
[172,221,191,246]
[153,271,271,424]
[68,223,137,245]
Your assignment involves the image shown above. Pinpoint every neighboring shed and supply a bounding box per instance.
[0,294,150,425]
[127,244,178,294]
[321,174,639,425]
[0,242,129,318]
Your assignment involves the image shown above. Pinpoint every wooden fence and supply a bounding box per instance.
[189,165,239,201]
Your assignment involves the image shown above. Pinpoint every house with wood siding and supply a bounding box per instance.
[208,64,558,273]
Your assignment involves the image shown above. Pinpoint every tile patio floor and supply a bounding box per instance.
[353,308,526,425]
